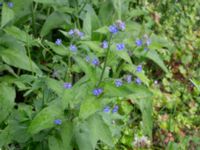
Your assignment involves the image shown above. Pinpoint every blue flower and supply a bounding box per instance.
[135,39,142,47]
[109,25,118,34]
[116,20,125,31]
[68,29,84,38]
[112,105,119,113]
[68,29,74,36]
[126,75,132,83]
[92,58,99,66]
[136,65,142,72]
[7,2,13,8]
[101,40,108,49]
[86,56,90,62]
[116,43,125,50]
[146,39,151,46]
[55,38,62,45]
[63,82,72,89]
[135,77,141,85]
[115,79,123,87]
[103,106,110,113]
[54,119,62,125]
[70,44,77,52]
[93,88,103,96]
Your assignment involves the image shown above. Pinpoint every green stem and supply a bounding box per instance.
[97,34,112,87]
[32,2,37,37]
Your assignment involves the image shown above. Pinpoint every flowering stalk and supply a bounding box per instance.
[97,34,112,87]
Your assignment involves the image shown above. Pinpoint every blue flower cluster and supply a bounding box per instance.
[63,82,72,89]
[54,119,62,125]
[55,38,62,45]
[115,79,123,87]
[93,88,103,96]
[70,44,77,52]
[109,20,126,34]
[92,58,99,66]
[116,43,125,50]
[8,2,13,8]
[101,40,108,49]
[135,34,151,50]
[136,65,142,72]
[103,105,119,113]
[135,77,141,85]
[68,29,84,38]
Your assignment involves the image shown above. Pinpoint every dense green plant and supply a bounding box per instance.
[0,0,199,150]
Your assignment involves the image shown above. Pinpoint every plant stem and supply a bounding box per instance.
[97,34,112,87]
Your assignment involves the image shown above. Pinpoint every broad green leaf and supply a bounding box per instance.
[135,98,153,138]
[33,0,67,5]
[114,50,133,64]
[146,50,168,73]
[45,78,64,95]
[60,121,73,150]
[88,114,113,147]
[74,122,93,150]
[1,4,14,27]
[190,79,200,91]
[0,49,41,74]
[79,97,100,119]
[45,41,68,56]
[4,26,40,46]
[28,104,63,134]
[41,11,67,37]
[104,81,152,99]
[73,56,97,84]
[0,83,15,124]
[83,12,92,38]
[48,136,65,150]
[94,26,109,34]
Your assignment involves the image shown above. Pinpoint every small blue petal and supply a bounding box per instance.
[101,40,108,49]
[92,58,99,66]
[8,2,13,8]
[70,44,77,52]
[116,43,125,50]
[103,106,110,113]
[136,39,142,47]
[68,29,74,36]
[64,82,72,89]
[146,39,151,46]
[112,105,119,113]
[109,25,118,34]
[136,65,142,72]
[126,75,132,83]
[55,38,62,45]
[54,119,62,125]
[135,77,141,85]
[93,88,103,96]
[115,79,123,87]
[116,20,126,31]
[86,56,90,62]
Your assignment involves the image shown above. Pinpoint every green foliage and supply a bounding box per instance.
[0,0,199,149]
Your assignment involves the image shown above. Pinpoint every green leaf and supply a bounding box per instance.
[0,49,41,74]
[60,121,73,150]
[45,78,64,95]
[41,11,67,37]
[4,26,40,46]
[83,12,92,38]
[135,98,153,138]
[74,122,93,150]
[73,56,97,84]
[146,50,168,73]
[190,79,200,91]
[0,83,15,124]
[28,104,63,134]
[48,136,65,150]
[114,50,133,64]
[1,4,14,27]
[88,114,113,147]
[45,41,68,56]
[79,97,100,119]
[33,0,67,5]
